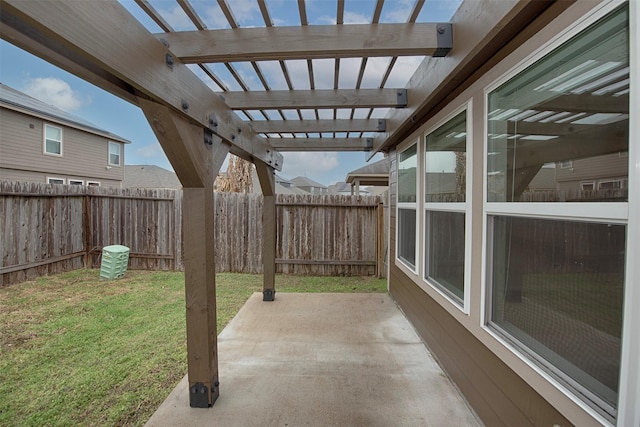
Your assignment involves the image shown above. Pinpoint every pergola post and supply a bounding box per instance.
[255,160,276,301]
[139,98,230,407]
[182,186,219,406]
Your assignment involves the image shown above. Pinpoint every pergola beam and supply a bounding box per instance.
[221,89,407,110]
[0,0,283,171]
[269,138,373,152]
[157,23,453,63]
[252,119,385,134]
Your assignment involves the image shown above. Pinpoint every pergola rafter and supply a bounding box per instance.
[157,23,452,64]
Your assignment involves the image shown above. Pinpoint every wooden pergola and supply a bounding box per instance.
[0,0,564,408]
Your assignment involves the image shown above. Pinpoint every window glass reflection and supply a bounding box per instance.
[487,7,629,202]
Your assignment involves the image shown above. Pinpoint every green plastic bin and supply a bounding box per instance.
[99,245,130,279]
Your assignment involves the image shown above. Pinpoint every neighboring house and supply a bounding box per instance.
[290,176,328,194]
[250,170,308,195]
[555,152,628,198]
[345,158,389,196]
[0,83,130,187]
[511,155,628,202]
[273,174,308,195]
[328,181,372,196]
[123,165,181,189]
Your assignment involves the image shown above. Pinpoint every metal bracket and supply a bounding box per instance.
[165,52,174,69]
[189,382,209,408]
[208,113,219,133]
[377,119,387,132]
[396,89,408,108]
[365,138,373,151]
[434,23,453,57]
[263,289,275,301]
[204,128,214,147]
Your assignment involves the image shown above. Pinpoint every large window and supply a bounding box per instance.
[397,144,417,268]
[486,5,628,420]
[487,6,628,204]
[424,111,467,305]
[44,124,62,156]
[109,141,121,166]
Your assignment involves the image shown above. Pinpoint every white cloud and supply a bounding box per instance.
[281,152,339,179]
[201,0,260,28]
[203,4,231,28]
[159,5,193,31]
[135,142,164,158]
[228,0,260,25]
[380,0,414,22]
[22,77,89,112]
[343,11,369,24]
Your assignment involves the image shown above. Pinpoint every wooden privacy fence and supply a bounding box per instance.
[0,181,180,286]
[214,193,384,276]
[1,181,386,286]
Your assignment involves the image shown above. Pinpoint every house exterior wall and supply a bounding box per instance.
[556,153,628,194]
[387,1,637,426]
[0,108,125,186]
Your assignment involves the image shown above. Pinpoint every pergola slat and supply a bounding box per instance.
[177,0,207,30]
[135,0,173,32]
[268,138,373,152]
[221,89,407,110]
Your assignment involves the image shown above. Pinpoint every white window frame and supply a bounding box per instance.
[108,141,121,166]
[559,160,573,169]
[581,181,596,191]
[618,1,640,425]
[481,2,632,424]
[396,139,420,274]
[47,176,66,185]
[422,104,472,313]
[598,178,627,190]
[68,179,84,186]
[43,123,63,157]
[86,181,101,187]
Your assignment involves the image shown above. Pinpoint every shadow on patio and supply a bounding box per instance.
[146,293,481,426]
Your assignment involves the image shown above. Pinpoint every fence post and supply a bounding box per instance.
[83,193,91,268]
[377,202,384,278]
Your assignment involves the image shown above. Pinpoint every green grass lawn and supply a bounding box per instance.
[0,269,386,426]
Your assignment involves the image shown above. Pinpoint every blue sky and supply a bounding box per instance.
[0,0,461,186]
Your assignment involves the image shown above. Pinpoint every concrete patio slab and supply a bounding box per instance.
[145,293,481,427]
